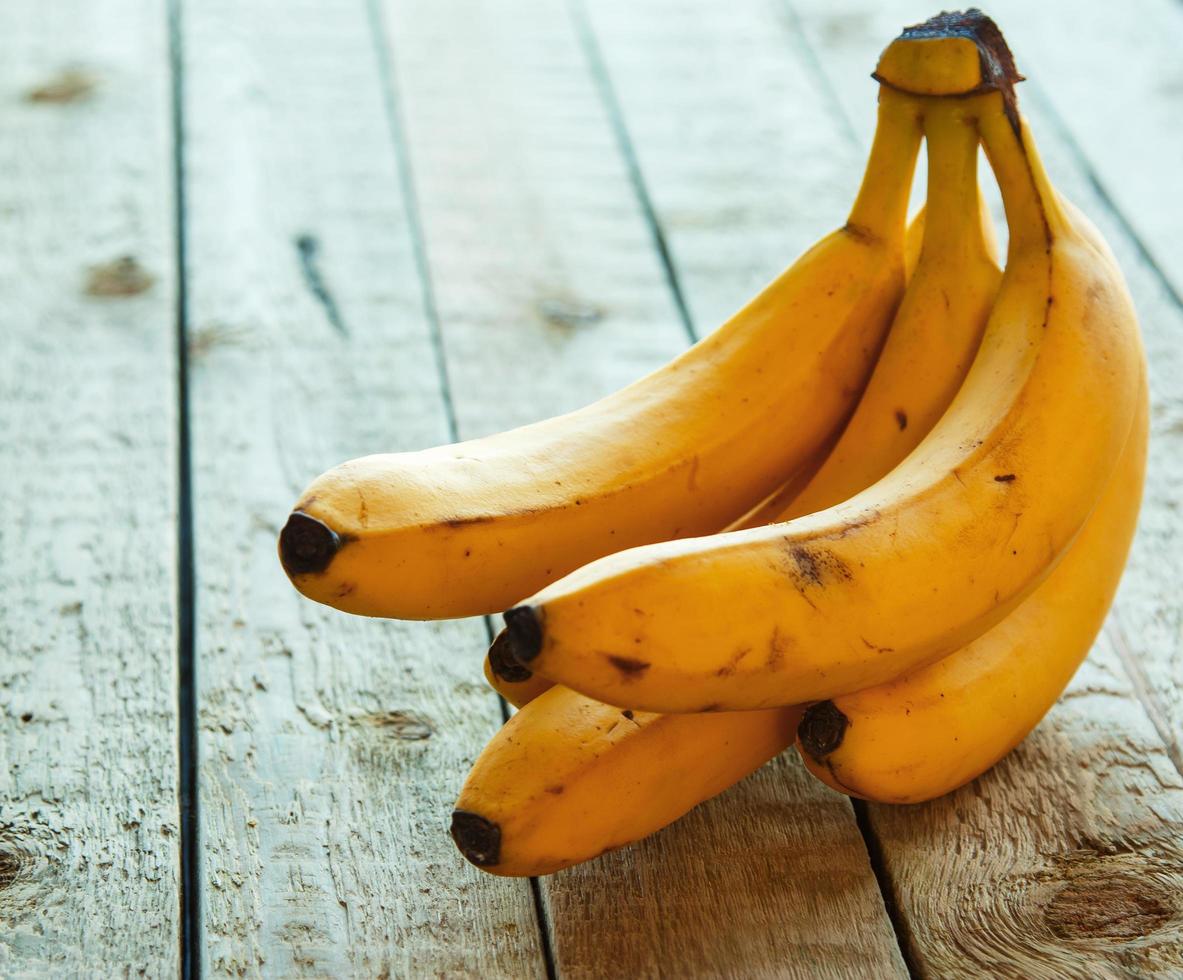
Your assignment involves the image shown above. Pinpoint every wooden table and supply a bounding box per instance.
[3,1,1182,976]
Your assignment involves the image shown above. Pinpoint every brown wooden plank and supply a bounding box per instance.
[182,0,543,974]
[0,0,180,973]
[791,1,1183,973]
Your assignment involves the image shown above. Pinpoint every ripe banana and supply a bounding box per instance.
[486,104,1000,711]
[505,67,1144,714]
[799,384,1148,803]
[451,685,803,876]
[779,97,1001,520]
[463,102,1005,874]
[277,89,922,620]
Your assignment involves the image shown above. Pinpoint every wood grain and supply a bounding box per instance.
[790,0,1183,973]
[378,0,693,440]
[0,0,179,974]
[181,0,542,974]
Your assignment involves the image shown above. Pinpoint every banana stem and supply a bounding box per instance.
[977,99,1068,258]
[917,100,987,260]
[845,86,923,243]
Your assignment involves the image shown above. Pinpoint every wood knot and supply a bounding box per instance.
[85,255,155,297]
[26,67,97,103]
[1045,873,1174,941]
[0,848,21,890]
[538,298,603,328]
[364,710,432,740]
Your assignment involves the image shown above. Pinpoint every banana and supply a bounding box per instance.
[277,89,922,620]
[799,383,1148,803]
[451,685,803,876]
[485,105,1000,710]
[463,101,1005,874]
[779,98,1001,520]
[504,36,1144,715]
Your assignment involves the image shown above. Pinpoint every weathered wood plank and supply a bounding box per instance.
[0,0,180,974]
[791,1,1183,973]
[982,0,1183,301]
[181,0,542,975]
[377,0,693,439]
[373,0,906,972]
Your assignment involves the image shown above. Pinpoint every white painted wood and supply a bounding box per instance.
[181,0,543,975]
[0,0,179,974]
[581,0,870,328]
[790,1,1183,971]
[982,0,1183,300]
[378,0,693,440]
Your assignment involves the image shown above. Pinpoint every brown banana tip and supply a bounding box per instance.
[503,605,543,663]
[278,511,341,576]
[488,629,533,683]
[450,809,501,867]
[799,701,850,761]
[889,9,1024,132]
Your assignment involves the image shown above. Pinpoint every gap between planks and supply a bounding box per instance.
[167,0,201,976]
[365,0,462,444]
[566,0,698,346]
[366,0,561,971]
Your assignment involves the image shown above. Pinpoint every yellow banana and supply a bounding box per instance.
[277,89,922,620]
[799,384,1148,803]
[505,41,1144,715]
[462,99,1005,875]
[485,105,999,711]
[781,98,1001,520]
[451,686,803,876]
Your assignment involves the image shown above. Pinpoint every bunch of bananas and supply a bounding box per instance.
[278,11,1147,878]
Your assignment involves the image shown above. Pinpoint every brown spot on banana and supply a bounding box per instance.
[842,221,877,244]
[766,628,790,670]
[444,514,498,528]
[787,546,853,590]
[607,655,650,678]
[715,647,752,677]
